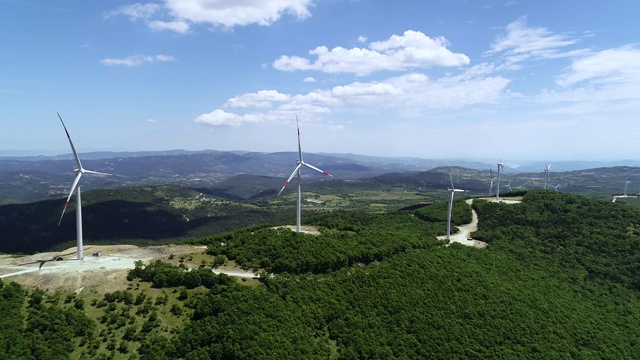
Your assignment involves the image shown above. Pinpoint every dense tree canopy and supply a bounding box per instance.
[472,190,640,290]
[198,210,445,274]
[5,191,640,359]
[130,193,640,358]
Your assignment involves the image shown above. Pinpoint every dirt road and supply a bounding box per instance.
[437,199,487,248]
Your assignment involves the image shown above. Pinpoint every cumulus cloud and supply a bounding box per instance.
[194,109,246,126]
[303,77,316,82]
[148,20,190,33]
[273,30,470,76]
[331,82,403,102]
[100,54,175,67]
[165,0,313,28]
[486,17,584,64]
[108,0,314,32]
[224,90,291,108]
[195,68,511,128]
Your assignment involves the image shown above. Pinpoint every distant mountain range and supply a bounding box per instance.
[1,149,640,204]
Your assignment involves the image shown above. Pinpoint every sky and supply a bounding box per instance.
[2,0,640,161]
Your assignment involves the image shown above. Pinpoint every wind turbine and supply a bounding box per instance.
[503,180,513,192]
[447,168,468,241]
[496,158,504,200]
[488,166,494,196]
[277,117,333,232]
[544,163,552,190]
[57,113,111,260]
[624,180,631,196]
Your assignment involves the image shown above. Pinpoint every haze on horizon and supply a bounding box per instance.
[2,1,639,162]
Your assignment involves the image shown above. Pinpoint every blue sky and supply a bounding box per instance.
[2,0,640,161]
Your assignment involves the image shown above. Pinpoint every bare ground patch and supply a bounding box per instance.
[0,244,254,293]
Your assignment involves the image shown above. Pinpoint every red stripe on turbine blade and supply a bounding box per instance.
[64,202,69,209]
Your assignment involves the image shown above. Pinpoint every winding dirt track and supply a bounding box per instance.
[437,199,486,248]
[437,196,522,248]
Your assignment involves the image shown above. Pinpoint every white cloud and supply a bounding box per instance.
[195,103,330,127]
[329,124,345,131]
[107,3,160,21]
[194,109,246,126]
[224,90,291,108]
[273,30,470,76]
[532,45,640,115]
[486,17,584,64]
[331,82,403,101]
[357,35,367,43]
[196,68,511,128]
[292,90,341,106]
[100,54,176,67]
[147,119,158,123]
[303,77,316,82]
[148,20,190,33]
[165,0,313,28]
[108,0,313,32]
[556,45,640,87]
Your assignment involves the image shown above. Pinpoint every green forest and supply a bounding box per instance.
[3,190,640,359]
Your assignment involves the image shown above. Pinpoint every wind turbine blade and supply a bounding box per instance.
[277,164,302,197]
[302,162,333,177]
[57,113,83,170]
[83,169,112,176]
[296,116,303,163]
[58,172,82,226]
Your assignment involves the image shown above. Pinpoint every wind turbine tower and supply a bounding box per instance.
[624,180,631,196]
[447,168,468,241]
[488,166,494,196]
[277,117,333,232]
[544,163,552,190]
[57,113,111,260]
[496,159,504,200]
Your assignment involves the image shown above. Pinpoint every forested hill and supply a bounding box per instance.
[472,190,640,291]
[3,191,640,358]
[143,191,640,358]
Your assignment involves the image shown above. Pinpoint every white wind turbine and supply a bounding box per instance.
[496,158,504,200]
[544,163,552,190]
[57,113,111,260]
[503,180,513,192]
[488,166,494,196]
[277,117,333,232]
[447,168,468,241]
[624,180,631,196]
